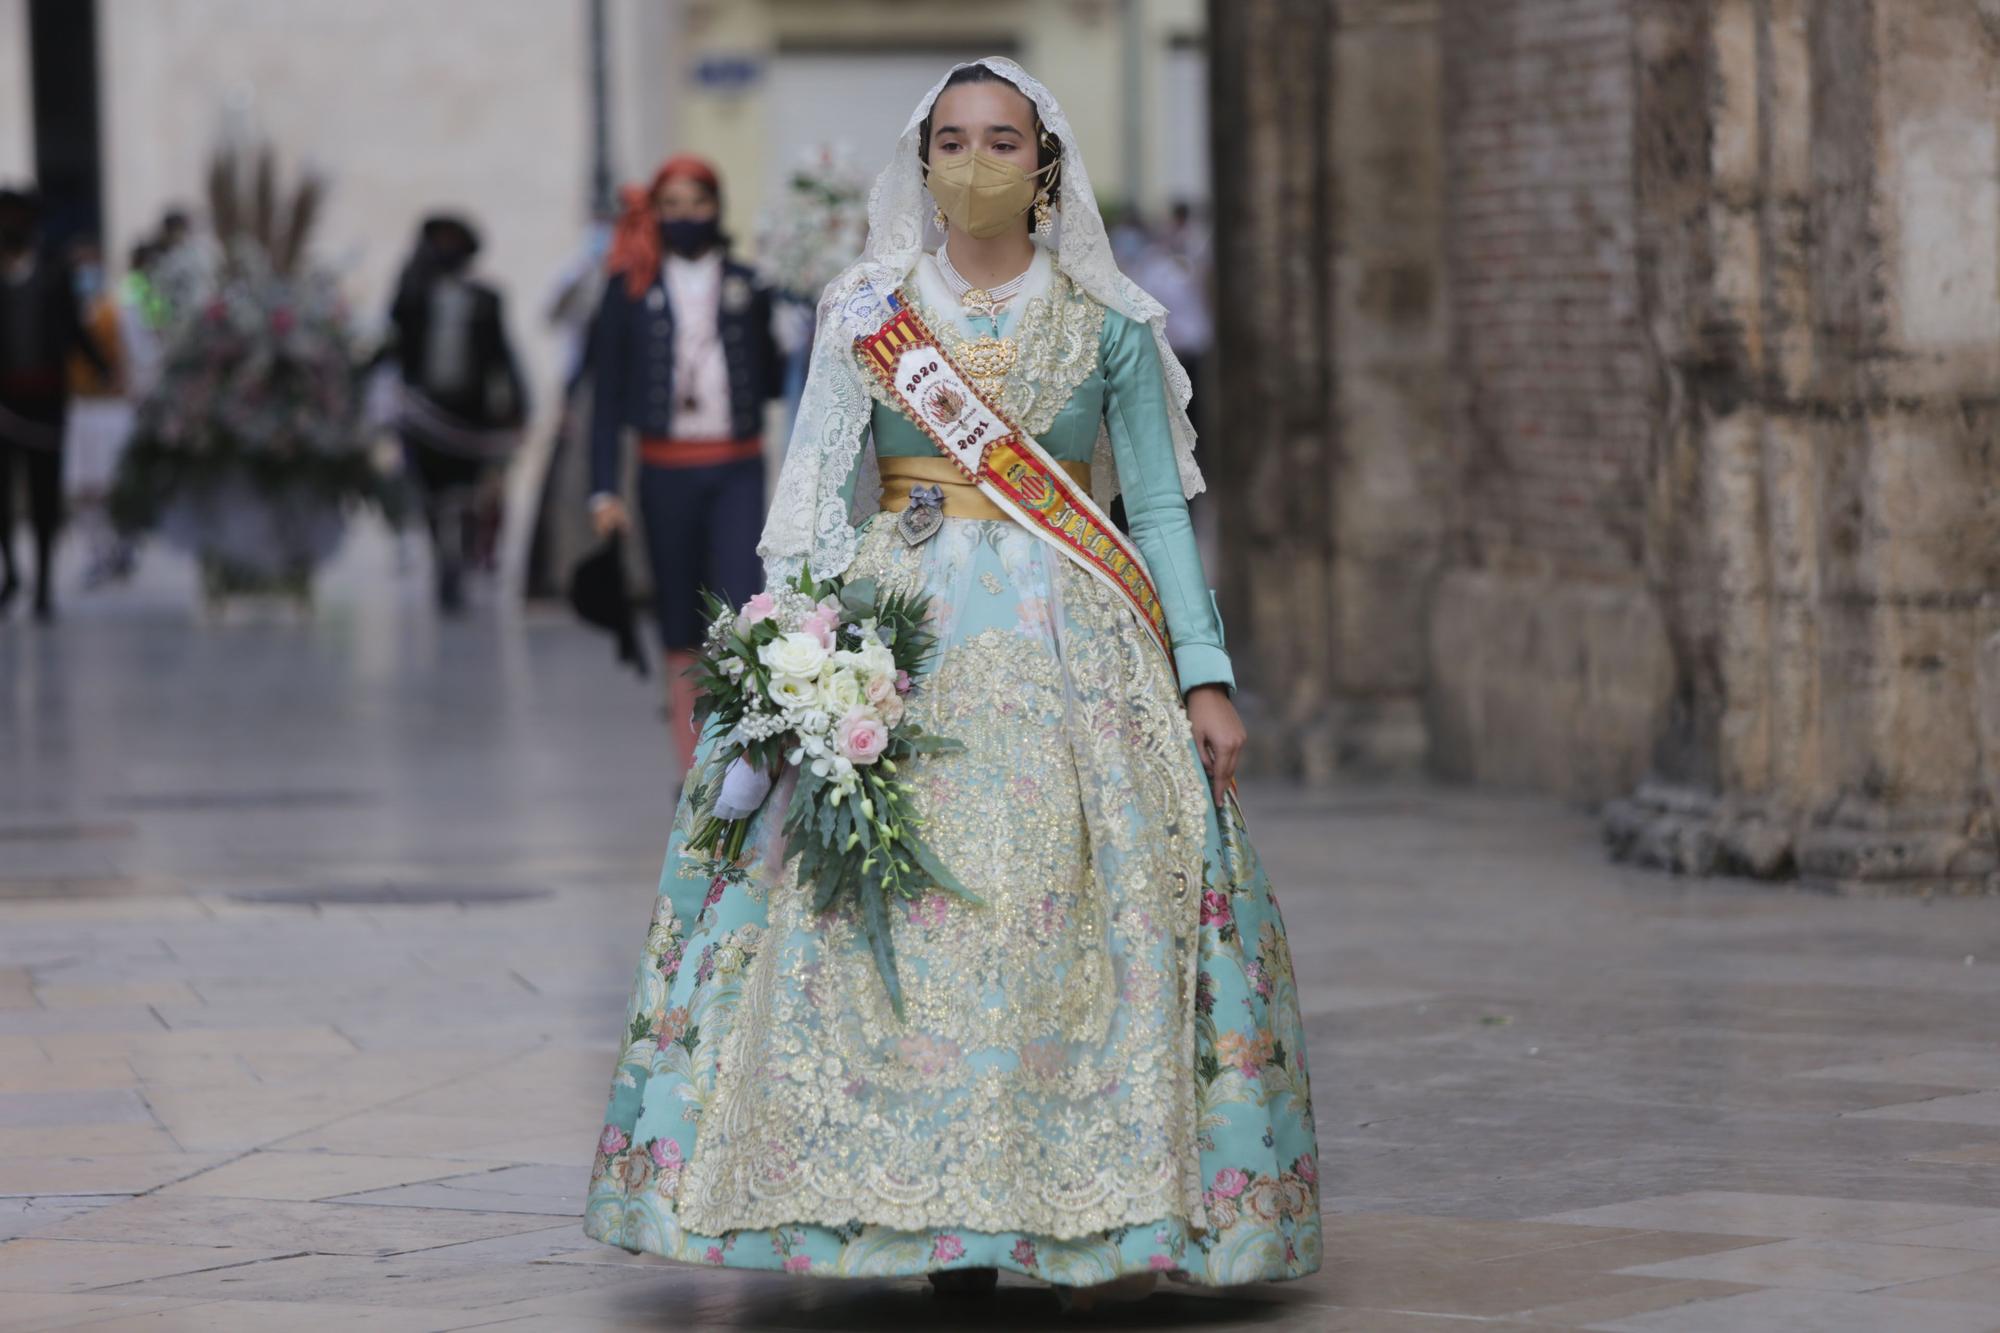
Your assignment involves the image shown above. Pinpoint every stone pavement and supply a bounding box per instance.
[5,561,2000,1330]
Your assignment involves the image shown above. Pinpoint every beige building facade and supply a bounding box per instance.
[671,0,1208,238]
[0,1,1204,320]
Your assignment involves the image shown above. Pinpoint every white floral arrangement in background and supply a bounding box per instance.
[753,141,870,302]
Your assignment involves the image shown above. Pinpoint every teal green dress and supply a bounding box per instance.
[583,257,1322,1287]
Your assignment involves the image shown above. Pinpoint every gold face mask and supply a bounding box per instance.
[926,150,1055,239]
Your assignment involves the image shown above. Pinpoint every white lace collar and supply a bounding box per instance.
[911,243,1052,340]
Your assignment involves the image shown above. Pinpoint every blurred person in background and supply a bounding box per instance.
[116,240,167,401]
[0,186,109,620]
[62,234,140,588]
[524,207,616,600]
[157,207,192,255]
[144,204,213,328]
[382,213,528,614]
[63,235,122,397]
[587,155,781,771]
[1128,201,1214,448]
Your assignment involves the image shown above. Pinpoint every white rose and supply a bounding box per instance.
[760,632,829,681]
[817,667,865,714]
[853,640,896,680]
[767,675,818,713]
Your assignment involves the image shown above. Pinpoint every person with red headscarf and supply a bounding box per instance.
[587,155,782,769]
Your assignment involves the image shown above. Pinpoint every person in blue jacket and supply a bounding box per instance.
[586,155,781,769]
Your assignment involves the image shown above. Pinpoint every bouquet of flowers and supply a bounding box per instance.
[685,566,974,1015]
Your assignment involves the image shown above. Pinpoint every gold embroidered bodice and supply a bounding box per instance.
[862,264,1107,438]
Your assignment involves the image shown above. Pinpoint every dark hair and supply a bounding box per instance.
[420,212,482,258]
[917,64,1062,211]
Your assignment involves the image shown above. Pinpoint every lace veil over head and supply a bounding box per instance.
[757,56,1207,580]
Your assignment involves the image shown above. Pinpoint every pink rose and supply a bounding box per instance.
[836,709,889,765]
[1295,1153,1318,1185]
[737,591,778,631]
[1149,1253,1176,1271]
[783,1254,813,1274]
[1010,1238,1038,1268]
[800,608,838,650]
[1212,1167,1249,1200]
[704,1245,726,1265]
[598,1124,628,1156]
[648,1138,682,1170]
[931,1233,966,1262]
[1200,889,1233,927]
[894,669,913,695]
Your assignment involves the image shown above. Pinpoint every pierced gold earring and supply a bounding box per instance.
[933,204,947,231]
[1032,193,1053,236]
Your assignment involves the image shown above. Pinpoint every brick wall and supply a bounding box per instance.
[1440,0,1650,583]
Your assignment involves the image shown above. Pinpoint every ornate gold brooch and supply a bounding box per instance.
[955,334,1018,398]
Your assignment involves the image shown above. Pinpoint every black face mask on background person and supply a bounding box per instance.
[658,217,720,258]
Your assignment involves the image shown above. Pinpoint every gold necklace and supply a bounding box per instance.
[954,329,1019,399]
[937,243,1030,320]
[935,247,1024,396]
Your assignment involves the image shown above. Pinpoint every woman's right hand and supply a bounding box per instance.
[591,495,630,536]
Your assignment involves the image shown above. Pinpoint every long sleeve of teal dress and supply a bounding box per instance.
[1100,311,1234,693]
[848,307,1234,694]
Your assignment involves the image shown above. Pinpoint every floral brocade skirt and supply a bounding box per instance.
[583,514,1322,1286]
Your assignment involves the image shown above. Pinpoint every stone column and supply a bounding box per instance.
[1207,0,1341,780]
[1208,0,1448,781]
[1607,0,2000,894]
[1326,0,1449,774]
[1425,0,1675,798]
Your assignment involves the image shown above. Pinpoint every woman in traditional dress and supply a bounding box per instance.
[583,58,1321,1305]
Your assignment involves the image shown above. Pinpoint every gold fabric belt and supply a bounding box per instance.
[878,455,1093,522]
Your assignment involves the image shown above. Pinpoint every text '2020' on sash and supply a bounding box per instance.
[856,300,1173,666]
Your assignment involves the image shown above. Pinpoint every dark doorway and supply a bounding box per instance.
[26,0,102,249]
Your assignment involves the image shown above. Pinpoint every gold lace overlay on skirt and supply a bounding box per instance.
[671,517,1212,1239]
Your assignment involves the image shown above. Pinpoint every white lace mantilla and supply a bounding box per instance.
[758,56,1207,582]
